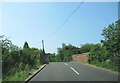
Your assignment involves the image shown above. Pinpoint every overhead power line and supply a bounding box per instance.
[45,1,85,41]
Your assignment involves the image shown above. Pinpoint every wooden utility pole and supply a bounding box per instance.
[42,40,45,54]
[40,40,46,64]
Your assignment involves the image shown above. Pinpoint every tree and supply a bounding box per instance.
[0,35,13,75]
[9,44,20,52]
[23,42,29,49]
[80,43,94,53]
[0,35,12,54]
[101,20,120,70]
[88,20,120,71]
[57,43,81,62]
[101,20,120,56]
[1,35,43,81]
[88,44,108,64]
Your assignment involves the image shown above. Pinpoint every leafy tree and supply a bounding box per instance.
[101,20,120,71]
[46,53,57,62]
[88,44,108,64]
[101,20,120,56]
[23,42,29,49]
[9,44,20,52]
[80,43,94,53]
[88,20,120,71]
[1,36,42,80]
[0,35,12,54]
[57,43,81,62]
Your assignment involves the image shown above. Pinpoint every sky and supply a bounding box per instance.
[0,2,118,53]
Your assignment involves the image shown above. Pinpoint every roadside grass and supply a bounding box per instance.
[89,61,119,72]
[3,68,40,83]
[2,61,42,82]
[3,70,30,83]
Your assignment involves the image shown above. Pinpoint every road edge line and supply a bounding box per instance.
[24,64,47,83]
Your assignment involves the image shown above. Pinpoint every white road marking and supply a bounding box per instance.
[64,63,79,75]
[70,67,79,75]
[64,63,68,66]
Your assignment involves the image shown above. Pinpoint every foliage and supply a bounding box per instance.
[46,53,57,62]
[57,43,81,62]
[1,35,42,81]
[23,42,30,49]
[80,43,94,53]
[101,20,120,71]
[101,21,120,56]
[88,20,120,71]
[1,19,120,82]
[88,44,108,63]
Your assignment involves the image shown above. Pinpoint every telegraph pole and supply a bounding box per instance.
[42,40,45,54]
[40,40,46,64]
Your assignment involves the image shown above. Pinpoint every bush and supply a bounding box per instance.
[1,37,42,81]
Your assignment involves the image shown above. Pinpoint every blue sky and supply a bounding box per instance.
[0,2,118,53]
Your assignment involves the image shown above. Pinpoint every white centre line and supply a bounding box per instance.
[64,63,68,66]
[70,67,79,75]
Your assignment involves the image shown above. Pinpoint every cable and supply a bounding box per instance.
[44,1,85,41]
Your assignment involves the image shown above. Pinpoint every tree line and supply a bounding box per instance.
[46,20,120,71]
[1,20,119,81]
[1,36,44,81]
[88,20,120,71]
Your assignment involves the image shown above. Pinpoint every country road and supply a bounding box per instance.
[29,62,118,81]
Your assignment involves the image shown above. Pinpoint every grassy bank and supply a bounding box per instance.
[89,61,119,72]
[2,63,42,82]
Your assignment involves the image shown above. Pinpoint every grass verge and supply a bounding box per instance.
[2,64,43,83]
[89,61,119,72]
